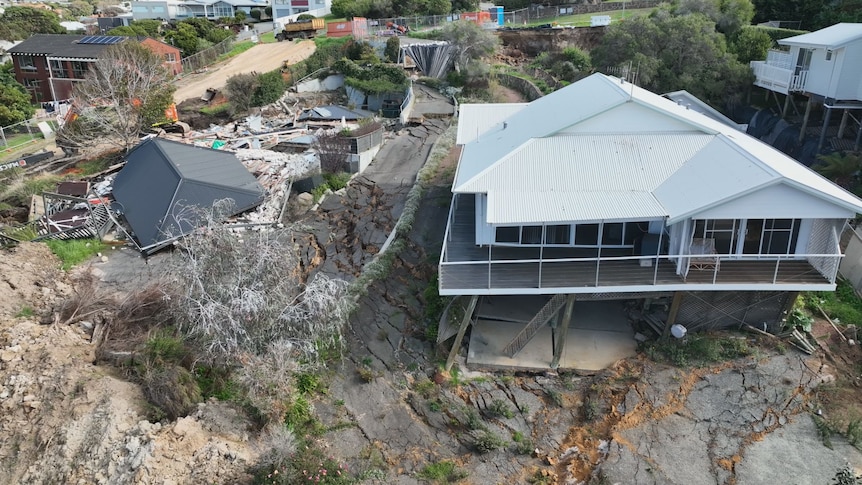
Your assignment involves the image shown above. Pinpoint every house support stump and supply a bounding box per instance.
[838,109,850,138]
[782,93,793,118]
[550,295,576,369]
[445,295,478,371]
[662,291,684,338]
[818,106,833,153]
[800,97,814,143]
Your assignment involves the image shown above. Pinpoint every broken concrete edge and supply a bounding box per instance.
[346,120,457,305]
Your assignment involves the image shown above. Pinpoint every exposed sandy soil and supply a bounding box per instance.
[0,244,258,484]
[172,40,316,104]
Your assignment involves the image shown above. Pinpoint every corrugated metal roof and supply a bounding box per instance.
[113,138,264,251]
[456,103,528,145]
[453,72,862,225]
[779,23,862,49]
[487,191,666,224]
[459,133,713,223]
[458,133,713,193]
[453,74,631,190]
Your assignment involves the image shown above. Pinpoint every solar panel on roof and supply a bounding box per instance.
[78,35,125,45]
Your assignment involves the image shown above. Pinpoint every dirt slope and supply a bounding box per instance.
[0,243,257,484]
[173,40,316,104]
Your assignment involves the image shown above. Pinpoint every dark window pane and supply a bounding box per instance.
[602,223,624,245]
[624,222,647,245]
[495,226,519,243]
[575,224,599,245]
[521,226,542,244]
[545,225,571,245]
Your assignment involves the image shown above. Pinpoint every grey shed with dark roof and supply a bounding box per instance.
[112,138,264,253]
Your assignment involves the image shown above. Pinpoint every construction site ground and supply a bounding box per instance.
[172,39,316,104]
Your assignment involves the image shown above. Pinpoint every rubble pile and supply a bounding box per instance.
[297,177,397,278]
[234,148,319,224]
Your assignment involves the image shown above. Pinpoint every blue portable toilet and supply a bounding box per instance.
[490,6,504,26]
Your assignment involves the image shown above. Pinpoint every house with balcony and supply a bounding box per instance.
[7,34,182,103]
[750,23,862,150]
[130,0,269,20]
[440,73,862,370]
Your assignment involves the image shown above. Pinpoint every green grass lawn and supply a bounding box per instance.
[525,7,654,27]
[45,239,107,271]
[259,31,276,43]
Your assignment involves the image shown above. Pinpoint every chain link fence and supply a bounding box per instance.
[181,37,235,74]
[367,0,660,33]
[503,0,660,25]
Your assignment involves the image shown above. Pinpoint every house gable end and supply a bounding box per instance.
[558,101,700,134]
[690,181,859,221]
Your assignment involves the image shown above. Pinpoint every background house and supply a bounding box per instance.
[130,0,269,20]
[750,23,862,152]
[442,73,862,370]
[7,34,182,103]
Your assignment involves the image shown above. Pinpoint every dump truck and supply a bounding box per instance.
[275,18,325,41]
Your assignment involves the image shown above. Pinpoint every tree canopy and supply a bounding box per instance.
[439,20,498,74]
[331,0,463,18]
[752,0,862,31]
[0,62,35,126]
[0,6,66,41]
[591,9,752,110]
[58,42,175,152]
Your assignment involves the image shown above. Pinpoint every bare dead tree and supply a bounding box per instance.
[313,129,351,174]
[57,41,176,153]
[162,207,350,368]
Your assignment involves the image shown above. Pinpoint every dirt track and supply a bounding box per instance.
[172,40,316,104]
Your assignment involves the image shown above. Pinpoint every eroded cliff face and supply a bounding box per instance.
[0,243,257,485]
[497,27,607,58]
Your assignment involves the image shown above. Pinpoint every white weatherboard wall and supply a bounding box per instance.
[837,42,862,100]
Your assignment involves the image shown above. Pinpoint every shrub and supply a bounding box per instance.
[226,72,259,113]
[487,398,514,419]
[323,172,351,191]
[560,47,590,71]
[417,460,468,484]
[384,36,400,63]
[141,364,202,420]
[251,69,286,107]
[473,430,505,453]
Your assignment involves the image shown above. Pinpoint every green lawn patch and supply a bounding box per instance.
[258,31,276,43]
[200,102,231,116]
[644,334,753,367]
[524,7,654,27]
[45,238,106,271]
[220,40,256,60]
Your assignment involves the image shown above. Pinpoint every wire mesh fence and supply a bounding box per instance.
[367,0,660,33]
[0,118,60,152]
[181,37,235,73]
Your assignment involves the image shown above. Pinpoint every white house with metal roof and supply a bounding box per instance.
[440,73,862,367]
[750,23,862,150]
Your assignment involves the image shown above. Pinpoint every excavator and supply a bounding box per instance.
[385,21,409,35]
